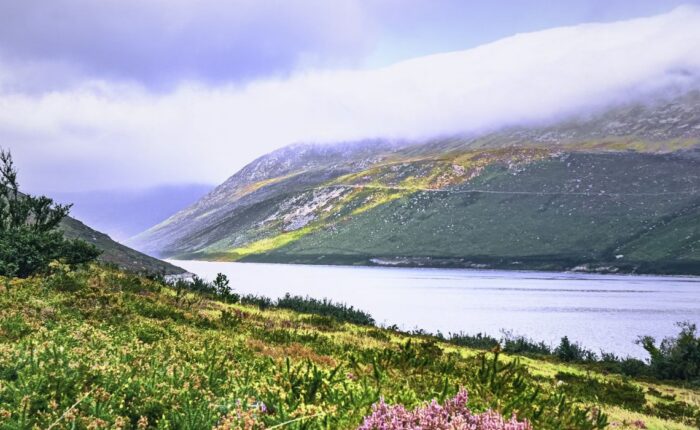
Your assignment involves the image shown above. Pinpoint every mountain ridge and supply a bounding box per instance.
[129,92,700,275]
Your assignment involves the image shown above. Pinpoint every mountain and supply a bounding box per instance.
[129,92,700,275]
[60,216,185,275]
[51,184,213,241]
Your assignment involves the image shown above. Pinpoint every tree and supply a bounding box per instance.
[0,148,100,277]
[638,322,700,381]
[213,273,238,303]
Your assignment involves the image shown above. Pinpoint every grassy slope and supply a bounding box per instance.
[130,93,700,274]
[60,217,185,275]
[0,266,698,429]
[233,150,700,275]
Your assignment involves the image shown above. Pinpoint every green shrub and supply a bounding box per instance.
[638,322,700,383]
[467,351,608,429]
[502,331,552,355]
[646,400,700,427]
[555,372,646,411]
[275,293,375,326]
[43,261,88,292]
[241,294,274,310]
[135,324,167,343]
[555,336,597,362]
[220,309,243,328]
[0,148,100,278]
[0,314,33,341]
[212,273,239,303]
[447,332,499,350]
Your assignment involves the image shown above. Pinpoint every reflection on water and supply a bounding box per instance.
[169,260,700,358]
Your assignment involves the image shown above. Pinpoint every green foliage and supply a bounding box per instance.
[237,292,375,325]
[555,336,598,362]
[275,293,375,326]
[502,331,553,356]
[230,151,700,276]
[555,372,646,411]
[645,399,700,428]
[447,332,500,350]
[241,293,274,310]
[0,148,100,278]
[0,314,33,341]
[469,351,608,430]
[0,266,697,429]
[638,322,700,383]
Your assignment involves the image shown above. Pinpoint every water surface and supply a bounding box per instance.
[170,260,700,358]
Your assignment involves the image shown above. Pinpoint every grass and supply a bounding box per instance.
[263,151,700,275]
[0,265,698,429]
[223,226,315,260]
[143,143,700,276]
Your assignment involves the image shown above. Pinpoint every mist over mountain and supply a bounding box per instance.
[129,91,700,275]
[6,6,700,192]
[51,184,213,241]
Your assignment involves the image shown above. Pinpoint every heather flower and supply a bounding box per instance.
[358,389,530,430]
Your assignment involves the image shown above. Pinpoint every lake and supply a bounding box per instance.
[169,260,700,359]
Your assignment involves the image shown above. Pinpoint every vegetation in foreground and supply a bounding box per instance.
[1,265,699,429]
[1,148,699,429]
[0,149,100,278]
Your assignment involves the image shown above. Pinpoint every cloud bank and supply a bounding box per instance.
[0,0,374,91]
[2,6,700,192]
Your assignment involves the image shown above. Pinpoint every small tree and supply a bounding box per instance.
[213,273,238,303]
[0,148,100,277]
[638,322,700,381]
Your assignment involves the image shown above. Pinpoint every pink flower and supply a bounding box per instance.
[358,389,531,430]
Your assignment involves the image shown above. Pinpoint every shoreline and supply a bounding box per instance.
[167,257,700,280]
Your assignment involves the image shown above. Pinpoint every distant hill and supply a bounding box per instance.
[52,184,213,241]
[61,216,185,275]
[130,92,700,275]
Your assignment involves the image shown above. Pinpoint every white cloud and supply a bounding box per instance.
[2,5,700,192]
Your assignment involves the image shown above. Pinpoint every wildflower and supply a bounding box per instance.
[358,389,530,430]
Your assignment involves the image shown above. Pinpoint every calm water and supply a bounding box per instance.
[169,260,700,358]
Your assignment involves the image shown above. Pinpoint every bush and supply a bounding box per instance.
[502,331,552,355]
[240,294,274,310]
[555,372,646,411]
[638,322,700,382]
[0,149,100,277]
[555,336,597,362]
[43,261,89,292]
[275,293,375,326]
[0,314,33,341]
[447,332,500,350]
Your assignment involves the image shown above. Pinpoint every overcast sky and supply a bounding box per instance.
[2,0,700,193]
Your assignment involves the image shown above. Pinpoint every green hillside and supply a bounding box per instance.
[1,265,698,429]
[60,216,185,275]
[256,151,700,274]
[130,94,700,275]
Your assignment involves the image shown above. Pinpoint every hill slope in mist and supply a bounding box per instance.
[61,216,185,275]
[52,184,213,241]
[129,93,700,275]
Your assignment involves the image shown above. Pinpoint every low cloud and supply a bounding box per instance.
[2,6,700,192]
[0,0,374,91]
